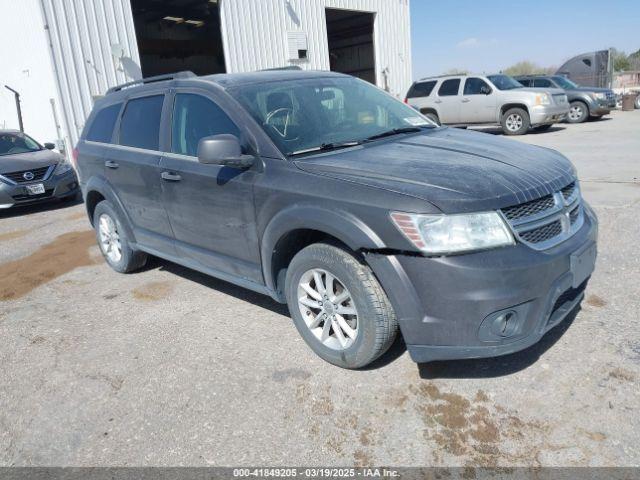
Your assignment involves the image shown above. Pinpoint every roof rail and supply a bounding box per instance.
[416,73,470,82]
[106,71,197,94]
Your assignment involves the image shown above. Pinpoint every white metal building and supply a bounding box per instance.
[1,0,412,159]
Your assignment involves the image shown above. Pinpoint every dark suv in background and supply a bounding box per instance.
[515,75,616,123]
[76,70,597,369]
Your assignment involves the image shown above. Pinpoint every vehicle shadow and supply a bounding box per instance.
[417,306,580,379]
[152,257,290,317]
[471,126,567,136]
[0,196,82,220]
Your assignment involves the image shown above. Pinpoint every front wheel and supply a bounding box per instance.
[285,243,398,369]
[501,108,530,135]
[567,101,589,123]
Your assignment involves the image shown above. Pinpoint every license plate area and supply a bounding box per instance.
[570,242,597,288]
[25,183,45,195]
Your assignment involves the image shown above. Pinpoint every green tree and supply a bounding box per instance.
[611,48,631,72]
[503,61,546,76]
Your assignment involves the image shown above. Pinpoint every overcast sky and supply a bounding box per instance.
[410,0,640,79]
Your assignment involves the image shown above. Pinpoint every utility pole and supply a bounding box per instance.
[4,85,24,132]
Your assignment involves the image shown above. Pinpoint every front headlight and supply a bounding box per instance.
[53,160,73,176]
[535,93,551,106]
[390,211,514,255]
[592,92,606,100]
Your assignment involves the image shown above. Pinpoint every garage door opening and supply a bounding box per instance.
[131,0,226,77]
[325,8,376,85]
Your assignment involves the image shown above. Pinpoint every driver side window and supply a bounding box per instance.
[171,93,240,157]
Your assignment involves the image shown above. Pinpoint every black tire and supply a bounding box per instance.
[635,95,640,109]
[501,107,530,135]
[423,111,441,126]
[567,101,589,123]
[534,124,553,132]
[285,243,398,369]
[93,200,147,273]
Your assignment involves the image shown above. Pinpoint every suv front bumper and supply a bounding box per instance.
[365,203,598,363]
[0,169,79,209]
[530,104,569,125]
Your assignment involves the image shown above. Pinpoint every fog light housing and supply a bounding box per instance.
[478,304,529,342]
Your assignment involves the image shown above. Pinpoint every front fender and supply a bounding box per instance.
[260,205,387,292]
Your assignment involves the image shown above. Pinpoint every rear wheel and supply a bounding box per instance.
[567,101,589,123]
[635,95,640,109]
[501,107,530,135]
[93,200,147,273]
[285,243,398,369]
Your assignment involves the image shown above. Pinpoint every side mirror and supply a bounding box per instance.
[197,134,255,169]
[44,142,56,150]
[481,86,492,95]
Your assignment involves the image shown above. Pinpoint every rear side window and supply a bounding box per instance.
[171,93,240,157]
[517,78,532,87]
[438,79,460,96]
[406,81,437,99]
[534,78,552,88]
[86,103,121,143]
[119,95,164,150]
[463,78,491,95]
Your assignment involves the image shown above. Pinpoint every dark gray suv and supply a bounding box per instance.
[515,75,616,123]
[76,70,598,368]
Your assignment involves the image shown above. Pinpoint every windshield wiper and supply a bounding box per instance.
[289,141,361,157]
[364,126,427,142]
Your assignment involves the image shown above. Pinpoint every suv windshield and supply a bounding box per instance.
[228,77,434,156]
[0,132,42,157]
[486,75,524,91]
[552,76,579,90]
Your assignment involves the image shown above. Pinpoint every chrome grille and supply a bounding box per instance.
[0,165,52,184]
[553,94,567,105]
[500,181,584,250]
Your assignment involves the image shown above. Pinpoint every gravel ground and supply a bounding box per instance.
[0,110,638,468]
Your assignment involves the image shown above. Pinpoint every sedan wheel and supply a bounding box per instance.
[297,268,359,350]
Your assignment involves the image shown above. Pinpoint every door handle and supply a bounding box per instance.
[434,100,443,104]
[161,171,182,182]
[461,98,470,103]
[105,160,119,169]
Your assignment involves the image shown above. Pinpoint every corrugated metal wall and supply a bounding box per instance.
[39,0,412,152]
[39,0,140,150]
[220,0,412,98]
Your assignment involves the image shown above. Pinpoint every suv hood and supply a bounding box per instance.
[294,128,575,213]
[570,86,613,94]
[0,149,60,174]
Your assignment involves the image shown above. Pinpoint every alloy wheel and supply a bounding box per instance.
[568,105,584,121]
[505,113,523,132]
[297,268,359,351]
[98,213,122,263]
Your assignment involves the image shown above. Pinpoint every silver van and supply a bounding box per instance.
[406,74,569,135]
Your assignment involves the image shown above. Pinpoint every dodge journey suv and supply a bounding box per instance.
[406,74,569,135]
[76,70,597,369]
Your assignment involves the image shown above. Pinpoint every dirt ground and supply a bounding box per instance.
[0,111,638,467]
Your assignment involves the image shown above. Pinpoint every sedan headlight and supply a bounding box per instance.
[53,160,73,176]
[592,92,606,100]
[535,93,551,106]
[390,211,514,255]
